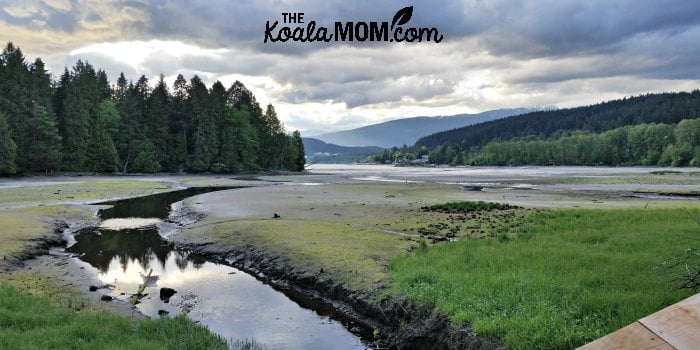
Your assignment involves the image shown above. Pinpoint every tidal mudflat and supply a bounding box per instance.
[1,166,699,349]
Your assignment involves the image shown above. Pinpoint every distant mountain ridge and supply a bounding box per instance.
[313,108,550,148]
[302,138,384,163]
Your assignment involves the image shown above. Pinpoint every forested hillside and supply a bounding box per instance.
[0,42,305,175]
[314,108,541,148]
[390,91,700,166]
[302,137,383,163]
[416,92,700,150]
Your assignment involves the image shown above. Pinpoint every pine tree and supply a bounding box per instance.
[0,112,17,174]
[23,105,62,172]
[88,100,120,172]
[116,84,143,172]
[62,60,100,170]
[261,104,287,169]
[0,42,32,170]
[291,130,305,171]
[167,74,189,172]
[190,76,216,171]
[131,140,161,173]
[146,75,170,168]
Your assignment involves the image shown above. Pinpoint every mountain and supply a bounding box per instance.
[415,91,700,150]
[302,138,384,163]
[313,108,548,148]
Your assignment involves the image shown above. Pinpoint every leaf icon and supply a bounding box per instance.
[391,6,413,29]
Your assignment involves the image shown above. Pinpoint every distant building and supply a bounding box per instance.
[411,155,430,165]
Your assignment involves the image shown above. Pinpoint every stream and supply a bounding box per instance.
[66,187,369,349]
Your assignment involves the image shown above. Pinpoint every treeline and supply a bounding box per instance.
[415,91,700,150]
[0,42,305,175]
[372,119,700,166]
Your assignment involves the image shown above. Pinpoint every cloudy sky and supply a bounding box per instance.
[1,0,699,135]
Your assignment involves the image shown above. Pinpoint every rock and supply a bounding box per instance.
[160,287,177,302]
[89,285,99,292]
[158,309,169,316]
[100,295,113,301]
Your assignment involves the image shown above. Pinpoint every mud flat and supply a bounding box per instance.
[1,168,699,349]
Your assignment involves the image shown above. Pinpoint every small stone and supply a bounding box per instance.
[89,285,99,292]
[100,295,113,301]
[160,287,177,301]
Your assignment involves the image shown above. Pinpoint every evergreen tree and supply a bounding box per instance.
[146,75,170,168]
[62,60,100,170]
[131,140,161,173]
[116,84,142,172]
[22,105,62,172]
[52,68,70,141]
[88,100,120,172]
[0,112,17,174]
[0,42,308,175]
[289,130,306,171]
[260,104,287,169]
[190,76,216,171]
[167,74,189,172]
[0,42,32,170]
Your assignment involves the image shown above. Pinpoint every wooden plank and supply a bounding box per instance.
[640,294,700,350]
[577,321,674,350]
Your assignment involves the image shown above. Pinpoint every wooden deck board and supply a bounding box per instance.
[640,294,700,350]
[578,293,700,350]
[577,322,673,350]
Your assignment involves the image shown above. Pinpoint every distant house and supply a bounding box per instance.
[411,155,430,165]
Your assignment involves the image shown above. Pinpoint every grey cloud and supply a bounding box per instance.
[63,52,140,80]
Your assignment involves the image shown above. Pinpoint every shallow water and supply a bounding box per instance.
[67,188,369,349]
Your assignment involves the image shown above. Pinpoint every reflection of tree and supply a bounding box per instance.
[174,250,190,271]
[99,187,231,220]
[189,253,207,269]
[68,227,181,273]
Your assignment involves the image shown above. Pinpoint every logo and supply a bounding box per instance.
[264,6,444,43]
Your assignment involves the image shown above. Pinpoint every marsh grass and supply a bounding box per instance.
[388,207,699,349]
[0,282,228,350]
[423,201,519,213]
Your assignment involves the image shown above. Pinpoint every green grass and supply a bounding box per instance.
[388,207,700,349]
[423,200,519,213]
[0,280,228,350]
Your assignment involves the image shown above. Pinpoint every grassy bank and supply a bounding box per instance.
[0,177,239,349]
[177,183,532,291]
[388,206,699,349]
[0,276,228,349]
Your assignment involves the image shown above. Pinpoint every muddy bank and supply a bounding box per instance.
[1,221,146,319]
[2,222,68,270]
[172,238,501,349]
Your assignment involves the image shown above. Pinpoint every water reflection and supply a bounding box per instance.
[67,226,205,273]
[66,187,369,349]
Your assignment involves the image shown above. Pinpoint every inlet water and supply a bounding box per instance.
[67,188,369,349]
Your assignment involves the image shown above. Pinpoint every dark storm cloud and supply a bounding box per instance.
[3,0,699,127]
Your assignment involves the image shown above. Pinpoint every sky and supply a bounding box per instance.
[1,0,699,135]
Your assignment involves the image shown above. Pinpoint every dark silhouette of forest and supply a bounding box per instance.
[0,42,305,175]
